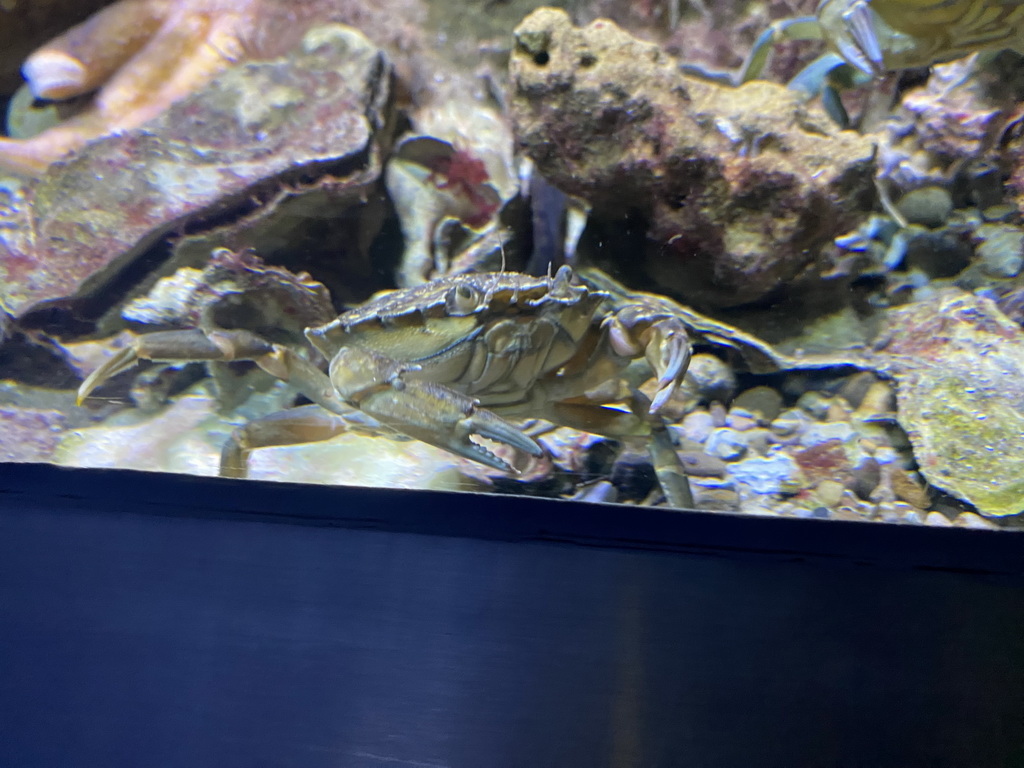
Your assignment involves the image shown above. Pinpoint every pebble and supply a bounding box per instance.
[856,380,896,416]
[739,427,772,456]
[685,354,737,403]
[610,448,657,500]
[826,401,852,422]
[709,401,728,427]
[954,512,999,530]
[769,408,808,439]
[878,502,927,525]
[704,427,748,460]
[691,483,741,511]
[725,407,758,431]
[676,408,715,443]
[850,456,881,500]
[796,391,830,420]
[976,222,1024,278]
[732,386,783,423]
[873,446,900,465]
[896,185,953,229]
[814,479,846,507]
[890,466,931,508]
[925,511,954,527]
[836,371,879,410]
[904,228,972,278]
[800,421,856,447]
[676,450,729,477]
[572,480,618,504]
[729,453,806,495]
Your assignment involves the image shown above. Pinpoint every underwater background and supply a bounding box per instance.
[2,0,1024,528]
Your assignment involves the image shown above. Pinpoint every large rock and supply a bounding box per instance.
[0,24,391,326]
[509,8,876,308]
[874,289,1024,518]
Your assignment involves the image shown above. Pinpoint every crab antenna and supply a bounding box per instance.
[498,228,507,275]
[484,228,506,304]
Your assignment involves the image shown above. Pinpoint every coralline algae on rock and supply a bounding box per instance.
[874,289,1024,517]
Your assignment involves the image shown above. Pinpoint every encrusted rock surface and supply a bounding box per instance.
[509,7,876,308]
[0,24,390,323]
[873,289,1024,517]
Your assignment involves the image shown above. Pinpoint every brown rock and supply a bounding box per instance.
[509,8,876,307]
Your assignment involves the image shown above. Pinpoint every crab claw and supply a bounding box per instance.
[607,310,692,415]
[329,347,543,473]
[450,399,546,471]
[77,345,140,405]
[645,319,691,414]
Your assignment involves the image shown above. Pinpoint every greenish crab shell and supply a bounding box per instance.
[305,266,611,409]
[818,0,1024,75]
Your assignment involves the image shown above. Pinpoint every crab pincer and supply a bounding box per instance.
[328,346,543,473]
[605,309,691,415]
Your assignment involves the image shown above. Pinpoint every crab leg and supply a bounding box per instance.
[220,405,357,479]
[542,396,695,509]
[646,412,696,510]
[77,328,349,417]
[77,328,243,405]
[329,346,543,473]
[605,310,691,414]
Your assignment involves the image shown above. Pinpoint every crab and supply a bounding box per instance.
[684,0,1024,126]
[77,266,696,507]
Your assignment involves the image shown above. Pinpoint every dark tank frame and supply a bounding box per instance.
[1,461,1023,767]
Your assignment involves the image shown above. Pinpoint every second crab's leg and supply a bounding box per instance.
[737,15,825,84]
[679,15,822,86]
[329,346,544,473]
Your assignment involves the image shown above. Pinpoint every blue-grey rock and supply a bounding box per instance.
[728,452,805,494]
[704,427,748,460]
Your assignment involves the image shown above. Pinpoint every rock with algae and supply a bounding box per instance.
[873,289,1024,517]
[508,8,876,308]
[0,24,391,323]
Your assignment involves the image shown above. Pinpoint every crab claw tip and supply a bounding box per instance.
[464,410,544,461]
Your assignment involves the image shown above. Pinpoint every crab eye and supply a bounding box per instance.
[447,283,481,315]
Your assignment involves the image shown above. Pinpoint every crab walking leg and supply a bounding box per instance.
[646,418,696,509]
[77,328,349,417]
[537,399,696,509]
[738,15,826,84]
[220,405,357,479]
[627,390,695,509]
[329,346,544,473]
[679,15,823,86]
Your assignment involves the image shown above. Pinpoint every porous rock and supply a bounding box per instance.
[509,8,876,307]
